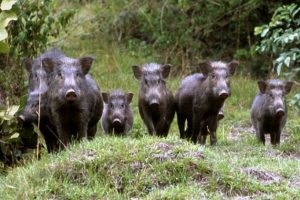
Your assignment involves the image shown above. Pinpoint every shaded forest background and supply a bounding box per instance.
[0,0,298,102]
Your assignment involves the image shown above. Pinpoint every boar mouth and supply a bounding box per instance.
[65,89,78,103]
[112,118,123,127]
[149,99,160,111]
[112,119,125,134]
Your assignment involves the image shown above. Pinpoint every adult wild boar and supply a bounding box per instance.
[251,79,293,145]
[132,63,175,137]
[176,61,238,145]
[175,73,226,139]
[43,55,103,149]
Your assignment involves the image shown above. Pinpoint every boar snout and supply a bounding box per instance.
[276,108,285,118]
[17,113,35,125]
[65,89,77,102]
[17,114,26,124]
[219,90,229,99]
[112,118,122,126]
[149,99,160,110]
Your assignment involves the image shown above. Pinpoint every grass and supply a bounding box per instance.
[1,1,300,199]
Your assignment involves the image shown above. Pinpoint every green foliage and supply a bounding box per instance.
[255,3,300,75]
[8,0,75,58]
[0,105,23,165]
[0,0,75,166]
[0,0,17,53]
[91,0,285,73]
[255,3,300,108]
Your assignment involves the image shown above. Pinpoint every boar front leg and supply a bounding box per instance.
[191,106,203,144]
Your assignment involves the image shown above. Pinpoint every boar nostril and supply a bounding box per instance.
[65,89,77,101]
[276,109,285,117]
[219,91,229,99]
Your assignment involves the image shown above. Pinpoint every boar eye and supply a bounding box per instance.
[269,93,273,98]
[211,73,216,79]
[58,71,63,79]
[110,103,113,108]
[144,80,148,85]
[121,104,125,108]
[76,71,80,77]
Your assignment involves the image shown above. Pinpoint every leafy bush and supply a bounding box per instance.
[0,0,17,53]
[8,0,75,58]
[0,104,35,166]
[0,0,74,166]
[255,3,300,108]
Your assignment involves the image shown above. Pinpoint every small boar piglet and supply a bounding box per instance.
[101,90,134,135]
[251,79,293,145]
[132,63,175,136]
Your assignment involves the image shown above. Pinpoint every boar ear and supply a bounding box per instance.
[101,92,109,104]
[126,93,134,104]
[257,80,267,94]
[228,60,239,76]
[285,81,293,94]
[42,58,56,73]
[162,64,172,79]
[132,65,142,80]
[198,62,212,75]
[79,56,94,75]
[22,58,32,73]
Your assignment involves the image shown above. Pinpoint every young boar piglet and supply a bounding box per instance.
[101,90,134,135]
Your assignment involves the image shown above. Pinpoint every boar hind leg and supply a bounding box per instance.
[177,114,186,139]
[185,119,193,139]
[199,125,208,145]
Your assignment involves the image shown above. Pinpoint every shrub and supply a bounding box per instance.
[0,0,74,166]
[255,3,300,108]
